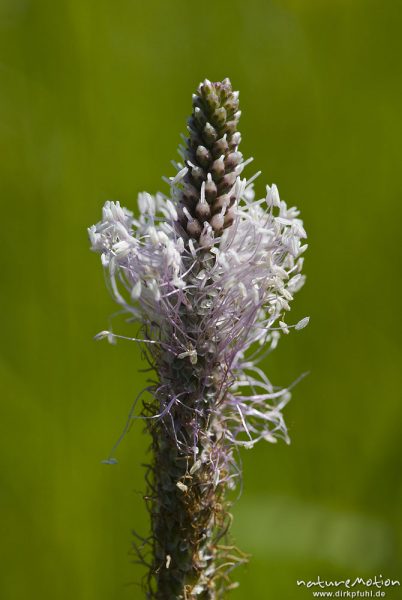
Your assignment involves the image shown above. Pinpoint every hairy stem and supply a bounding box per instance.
[144,340,233,598]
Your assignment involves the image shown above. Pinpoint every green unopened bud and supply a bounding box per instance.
[203,122,218,144]
[212,107,227,127]
[196,145,211,168]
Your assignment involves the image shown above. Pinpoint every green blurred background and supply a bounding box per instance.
[1,0,401,598]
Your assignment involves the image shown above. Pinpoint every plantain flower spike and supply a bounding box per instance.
[88,78,308,599]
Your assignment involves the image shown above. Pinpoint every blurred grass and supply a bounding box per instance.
[1,0,401,598]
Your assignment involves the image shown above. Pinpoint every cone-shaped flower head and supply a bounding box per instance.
[88,78,308,599]
[178,78,243,241]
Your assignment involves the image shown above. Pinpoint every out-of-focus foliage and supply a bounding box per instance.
[0,0,401,598]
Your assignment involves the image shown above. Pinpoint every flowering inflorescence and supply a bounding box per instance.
[89,78,308,599]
